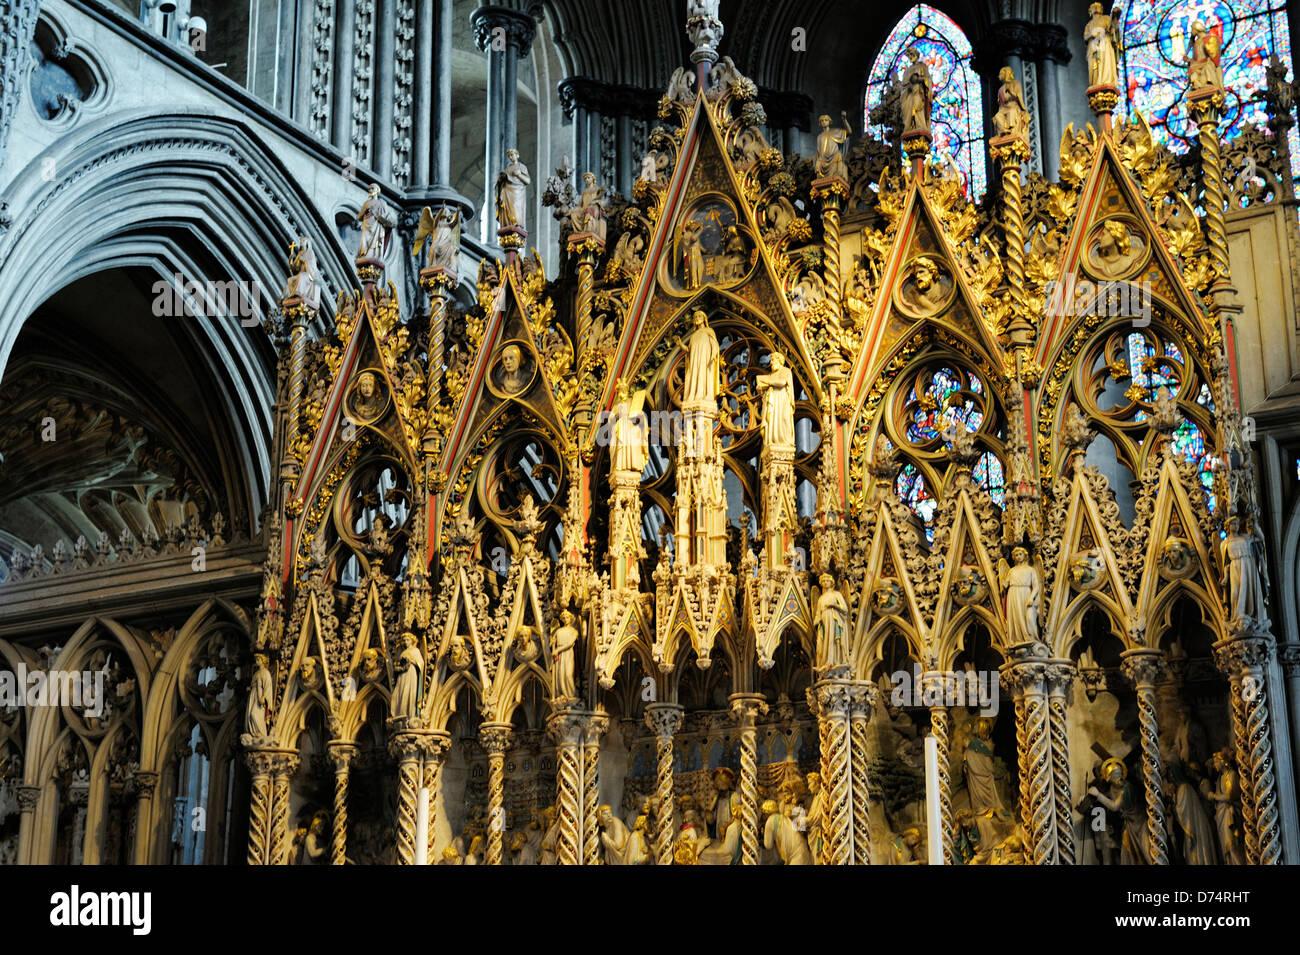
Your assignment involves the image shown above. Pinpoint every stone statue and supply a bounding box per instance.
[679,220,705,289]
[963,716,1009,850]
[890,827,925,864]
[704,767,736,838]
[245,653,272,738]
[681,309,721,405]
[448,634,472,671]
[568,172,607,242]
[992,66,1030,139]
[539,805,560,864]
[1088,757,1149,864]
[610,378,649,476]
[901,47,933,139]
[815,573,850,669]
[761,799,812,864]
[999,546,1040,644]
[357,184,395,260]
[597,804,632,864]
[1168,758,1217,865]
[552,610,579,699]
[1084,3,1120,88]
[282,237,323,311]
[805,772,826,863]
[495,148,531,231]
[1202,750,1245,864]
[813,112,851,180]
[1220,515,1266,626]
[391,631,423,720]
[755,352,795,452]
[625,812,652,865]
[1188,21,1224,93]
[413,205,460,272]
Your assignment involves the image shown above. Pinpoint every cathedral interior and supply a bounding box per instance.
[0,0,1298,867]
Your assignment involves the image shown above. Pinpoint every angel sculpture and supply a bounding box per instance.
[282,237,323,311]
[412,205,460,272]
[998,546,1041,644]
[357,184,396,260]
[1084,3,1121,89]
[666,67,696,104]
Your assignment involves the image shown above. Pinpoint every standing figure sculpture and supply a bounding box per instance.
[1088,758,1149,864]
[245,653,273,739]
[815,573,850,669]
[1084,3,1121,88]
[814,112,851,180]
[610,379,649,476]
[1187,20,1224,92]
[901,47,933,139]
[391,632,423,720]
[1220,516,1266,627]
[282,238,323,311]
[552,610,579,700]
[496,148,531,231]
[756,352,796,452]
[762,800,812,864]
[413,205,460,272]
[681,309,721,406]
[569,172,607,242]
[597,805,632,864]
[992,66,1030,139]
[357,184,396,260]
[680,220,705,289]
[963,716,1009,851]
[999,546,1040,644]
[1202,750,1245,864]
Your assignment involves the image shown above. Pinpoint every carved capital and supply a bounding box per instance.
[847,681,879,719]
[16,785,41,811]
[584,714,610,744]
[480,722,513,756]
[388,732,431,764]
[547,710,587,748]
[643,703,684,740]
[470,5,535,57]
[808,680,853,718]
[1120,648,1169,689]
[1280,645,1300,678]
[1000,643,1051,696]
[727,693,768,729]
[1213,634,1275,677]
[1045,660,1077,695]
[326,743,358,773]
[131,771,160,798]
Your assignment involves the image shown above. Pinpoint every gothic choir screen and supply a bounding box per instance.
[1,0,1299,874]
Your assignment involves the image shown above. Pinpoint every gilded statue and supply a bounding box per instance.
[681,309,721,405]
[1202,750,1246,864]
[755,352,795,452]
[610,378,649,476]
[1088,757,1149,864]
[1188,21,1224,93]
[282,237,323,310]
[992,66,1030,139]
[597,805,632,864]
[495,148,531,231]
[813,112,851,180]
[900,47,933,139]
[1084,3,1121,89]
[761,799,812,864]
[569,172,607,242]
[679,220,705,289]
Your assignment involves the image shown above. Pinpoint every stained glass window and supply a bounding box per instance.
[1120,0,1299,195]
[865,4,987,200]
[896,463,938,542]
[904,365,986,444]
[972,451,1006,507]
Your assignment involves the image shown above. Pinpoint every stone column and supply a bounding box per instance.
[728,693,768,865]
[1002,642,1055,864]
[644,703,684,865]
[245,750,273,865]
[480,722,513,865]
[432,0,454,184]
[268,753,299,865]
[1215,635,1283,865]
[1282,646,1300,818]
[388,731,425,865]
[422,733,450,864]
[329,0,356,153]
[1045,660,1077,864]
[15,785,40,865]
[1188,88,1234,317]
[1034,24,1070,181]
[583,714,608,865]
[848,681,877,865]
[1121,649,1170,865]
[412,0,434,186]
[547,707,585,865]
[472,7,535,214]
[326,742,357,866]
[809,680,853,865]
[920,672,954,865]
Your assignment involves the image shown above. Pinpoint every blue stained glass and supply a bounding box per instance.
[905,366,986,444]
[1120,0,1299,197]
[896,464,937,542]
[972,452,1006,507]
[865,5,987,200]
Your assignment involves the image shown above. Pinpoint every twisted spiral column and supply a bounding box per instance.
[921,673,954,865]
[1189,93,1230,289]
[644,703,684,865]
[570,240,600,365]
[327,743,357,866]
[285,306,310,460]
[815,692,833,865]
[548,709,586,866]
[816,187,844,315]
[389,733,425,865]
[245,751,273,865]
[848,683,876,865]
[812,681,853,865]
[1216,636,1282,865]
[729,694,768,866]
[1046,662,1077,865]
[421,273,455,429]
[1012,694,1030,838]
[268,753,299,865]
[1005,645,1056,865]
[480,722,513,866]
[583,715,608,866]
[423,734,450,865]
[1122,650,1170,865]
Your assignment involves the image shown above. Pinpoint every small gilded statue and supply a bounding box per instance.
[495,148,531,231]
[813,112,851,180]
[282,237,323,311]
[568,172,607,243]
[900,47,933,139]
[1187,20,1224,93]
[992,66,1030,139]
[391,631,423,720]
[1084,3,1121,89]
[245,653,273,739]
[552,609,579,700]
